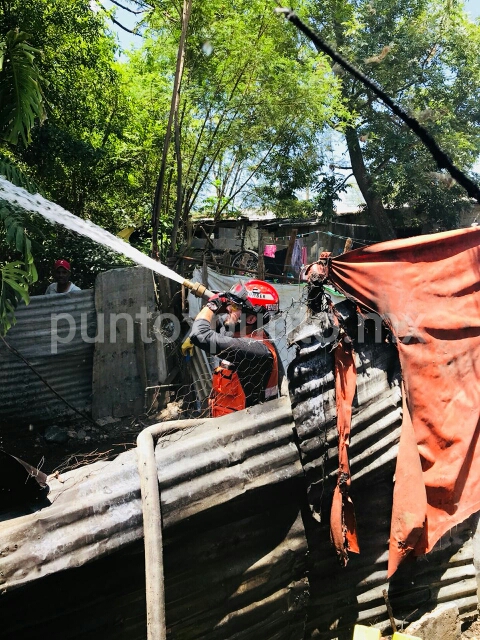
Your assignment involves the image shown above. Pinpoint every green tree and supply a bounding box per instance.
[304,0,480,238]
[0,30,45,146]
[136,0,345,256]
[0,27,46,332]
[4,1,126,216]
[0,0,133,329]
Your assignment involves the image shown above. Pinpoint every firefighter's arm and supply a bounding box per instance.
[195,305,215,323]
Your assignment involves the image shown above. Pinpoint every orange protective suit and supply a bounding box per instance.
[209,330,279,418]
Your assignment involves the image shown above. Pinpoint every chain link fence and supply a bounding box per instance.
[151,267,346,420]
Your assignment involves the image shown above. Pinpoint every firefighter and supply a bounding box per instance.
[189,280,280,417]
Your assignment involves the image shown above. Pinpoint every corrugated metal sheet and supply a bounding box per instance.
[0,396,308,639]
[0,291,95,423]
[288,326,479,638]
[1,307,478,639]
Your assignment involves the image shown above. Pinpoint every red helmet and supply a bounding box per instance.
[229,280,279,322]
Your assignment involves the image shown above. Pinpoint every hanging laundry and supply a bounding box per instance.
[301,245,308,266]
[291,238,304,274]
[263,244,277,258]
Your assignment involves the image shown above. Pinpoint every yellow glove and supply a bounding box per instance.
[181,336,194,358]
[353,626,380,640]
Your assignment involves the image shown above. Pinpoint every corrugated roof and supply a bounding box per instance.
[0,291,95,424]
[0,397,307,639]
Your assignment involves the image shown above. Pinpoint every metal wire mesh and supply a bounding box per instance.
[153,268,347,420]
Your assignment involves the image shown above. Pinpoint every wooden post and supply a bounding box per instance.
[181,284,187,313]
[382,589,397,634]
[202,254,209,291]
[221,249,231,275]
[282,229,297,281]
[257,229,265,280]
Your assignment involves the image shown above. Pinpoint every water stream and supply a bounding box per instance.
[0,177,185,285]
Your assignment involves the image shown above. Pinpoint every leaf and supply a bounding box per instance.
[0,260,31,334]
[0,30,47,146]
[0,199,37,333]
[15,225,24,252]
[0,152,41,193]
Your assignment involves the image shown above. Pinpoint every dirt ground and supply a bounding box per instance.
[0,412,161,476]
[378,617,480,639]
[462,618,480,639]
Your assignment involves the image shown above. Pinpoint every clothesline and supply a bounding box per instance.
[271,229,372,246]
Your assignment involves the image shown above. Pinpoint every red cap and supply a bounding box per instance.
[54,259,71,271]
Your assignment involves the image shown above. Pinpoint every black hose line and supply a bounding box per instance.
[276,7,480,204]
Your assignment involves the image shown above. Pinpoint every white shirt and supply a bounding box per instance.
[45,282,81,295]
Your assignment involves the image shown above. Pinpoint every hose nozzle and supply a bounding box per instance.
[182,279,214,300]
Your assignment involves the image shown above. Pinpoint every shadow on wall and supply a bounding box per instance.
[0,479,308,640]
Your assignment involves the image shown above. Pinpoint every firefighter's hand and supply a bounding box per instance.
[181,336,194,358]
[206,292,230,314]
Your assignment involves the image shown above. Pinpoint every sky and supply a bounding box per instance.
[101,0,480,55]
[464,0,480,20]
[97,1,141,54]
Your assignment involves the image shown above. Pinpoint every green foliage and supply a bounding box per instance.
[0,0,477,309]
[131,0,347,252]
[0,150,40,193]
[27,214,131,295]
[0,0,140,309]
[0,1,133,222]
[0,30,46,146]
[0,201,37,334]
[0,22,45,331]
[306,0,480,233]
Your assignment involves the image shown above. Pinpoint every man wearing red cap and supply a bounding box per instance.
[45,259,81,295]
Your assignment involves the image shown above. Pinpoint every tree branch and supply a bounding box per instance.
[335,172,354,192]
[183,18,270,216]
[215,135,286,221]
[153,0,192,257]
[109,0,147,14]
[96,1,144,35]
[329,164,352,170]
[110,15,142,35]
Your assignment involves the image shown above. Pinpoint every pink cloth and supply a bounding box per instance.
[264,244,276,258]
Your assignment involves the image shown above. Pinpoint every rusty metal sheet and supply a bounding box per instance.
[0,396,307,640]
[1,514,307,640]
[0,291,95,423]
[288,331,478,638]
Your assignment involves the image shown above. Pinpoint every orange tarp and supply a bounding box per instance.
[328,226,480,576]
[330,342,360,564]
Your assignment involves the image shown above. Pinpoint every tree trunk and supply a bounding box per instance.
[326,12,396,242]
[345,126,397,241]
[169,102,183,257]
[151,0,192,259]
